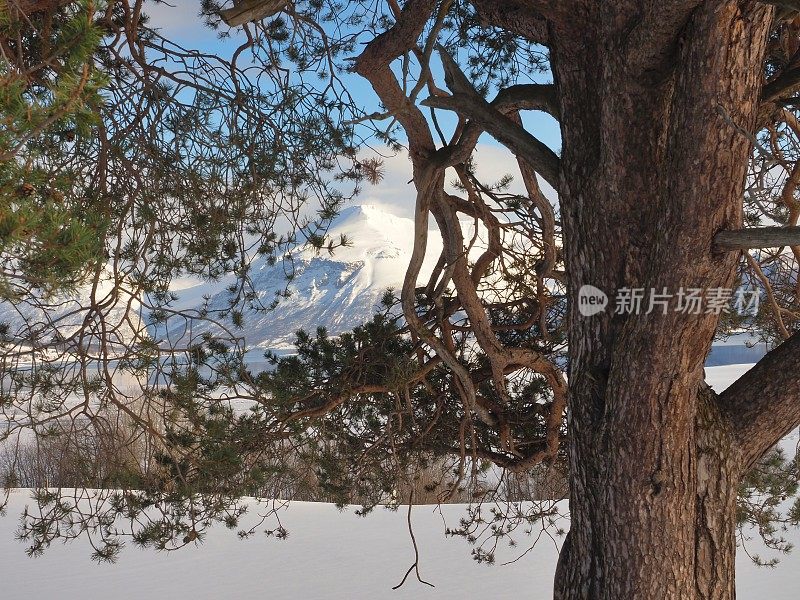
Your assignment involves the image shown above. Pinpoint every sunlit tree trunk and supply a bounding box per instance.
[552,3,772,598]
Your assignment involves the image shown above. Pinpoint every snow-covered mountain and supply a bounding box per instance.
[0,203,439,356]
[167,204,439,350]
[1,200,772,366]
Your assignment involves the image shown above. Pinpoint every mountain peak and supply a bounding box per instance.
[162,203,419,350]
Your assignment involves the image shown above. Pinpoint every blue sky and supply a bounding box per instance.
[145,1,559,142]
[142,0,560,213]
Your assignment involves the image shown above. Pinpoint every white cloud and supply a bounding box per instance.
[355,144,558,220]
[141,0,223,39]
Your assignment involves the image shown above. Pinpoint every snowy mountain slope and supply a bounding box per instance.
[0,202,781,368]
[0,203,429,353]
[0,270,145,354]
[166,204,443,349]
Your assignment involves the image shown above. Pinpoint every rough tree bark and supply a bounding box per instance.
[551,2,785,599]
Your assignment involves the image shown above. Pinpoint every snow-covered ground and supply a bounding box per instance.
[705,363,754,392]
[0,364,797,599]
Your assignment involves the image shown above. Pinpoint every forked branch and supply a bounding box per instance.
[719,331,800,469]
[422,48,561,187]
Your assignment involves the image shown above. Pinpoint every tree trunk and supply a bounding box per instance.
[351,0,800,596]
[556,387,741,600]
[693,388,740,600]
[551,2,773,598]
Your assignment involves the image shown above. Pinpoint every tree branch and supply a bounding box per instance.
[422,48,561,187]
[493,84,560,119]
[352,0,438,160]
[713,226,800,250]
[8,0,72,17]
[718,331,800,469]
[469,0,558,44]
[219,0,289,26]
[762,66,800,105]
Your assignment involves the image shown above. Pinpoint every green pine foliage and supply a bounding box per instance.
[0,0,108,297]
[0,0,106,159]
[0,169,107,298]
[738,445,800,566]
